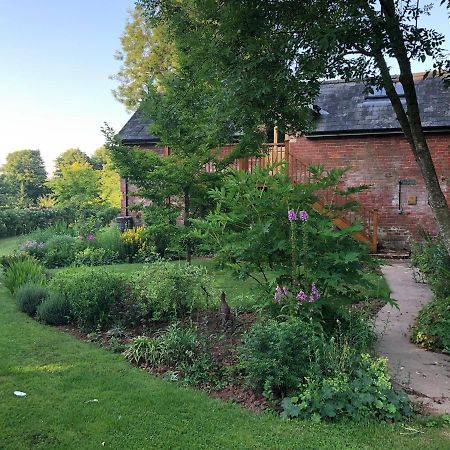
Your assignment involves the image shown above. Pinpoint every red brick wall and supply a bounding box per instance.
[289,133,450,249]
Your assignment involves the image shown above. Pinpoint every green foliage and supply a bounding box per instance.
[0,207,72,238]
[142,0,450,259]
[0,173,18,207]
[111,6,177,110]
[411,234,450,352]
[195,167,374,306]
[54,148,92,177]
[42,235,79,268]
[0,205,119,238]
[412,296,450,352]
[124,323,216,386]
[2,257,46,295]
[0,252,30,271]
[36,292,72,325]
[48,161,101,208]
[95,225,126,258]
[16,282,48,316]
[141,205,185,258]
[74,247,120,267]
[131,261,214,322]
[1,149,47,205]
[239,318,322,397]
[281,354,412,423]
[49,267,126,331]
[411,234,450,298]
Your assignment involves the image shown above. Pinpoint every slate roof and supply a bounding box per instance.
[309,76,450,137]
[119,77,450,143]
[118,110,159,144]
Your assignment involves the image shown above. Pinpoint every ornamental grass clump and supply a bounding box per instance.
[3,257,46,295]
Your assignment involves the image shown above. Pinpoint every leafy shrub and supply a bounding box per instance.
[281,354,412,422]
[42,235,79,268]
[0,207,74,238]
[131,262,213,322]
[411,234,450,298]
[36,292,72,325]
[49,267,126,331]
[16,283,49,316]
[74,247,120,266]
[195,167,375,308]
[3,258,46,295]
[239,318,322,397]
[411,296,450,352]
[95,225,126,260]
[124,335,161,366]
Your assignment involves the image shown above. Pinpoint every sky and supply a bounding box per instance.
[0,0,134,174]
[0,1,448,175]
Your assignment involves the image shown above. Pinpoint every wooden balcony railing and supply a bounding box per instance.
[204,141,378,252]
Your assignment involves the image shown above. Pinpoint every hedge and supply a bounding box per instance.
[0,206,120,238]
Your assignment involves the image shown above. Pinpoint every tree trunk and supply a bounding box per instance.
[183,187,192,263]
[370,0,450,256]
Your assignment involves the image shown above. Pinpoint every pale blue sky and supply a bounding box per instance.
[0,1,448,174]
[0,0,134,173]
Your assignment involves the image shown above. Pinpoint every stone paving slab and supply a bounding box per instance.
[375,261,450,414]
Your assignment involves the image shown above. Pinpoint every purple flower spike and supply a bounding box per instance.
[274,285,289,303]
[86,234,96,241]
[299,210,309,222]
[288,209,297,222]
[296,290,307,302]
[311,283,321,300]
[309,295,315,302]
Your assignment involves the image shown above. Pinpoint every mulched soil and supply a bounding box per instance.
[57,309,267,412]
[56,297,385,413]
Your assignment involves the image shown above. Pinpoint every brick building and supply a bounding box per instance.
[118,76,450,250]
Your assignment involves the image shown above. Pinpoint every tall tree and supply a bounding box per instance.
[111,5,177,111]
[48,161,100,208]
[2,149,47,206]
[54,148,91,177]
[94,146,121,207]
[0,174,18,207]
[142,0,450,256]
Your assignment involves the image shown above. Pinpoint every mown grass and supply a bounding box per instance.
[1,283,450,449]
[1,235,449,449]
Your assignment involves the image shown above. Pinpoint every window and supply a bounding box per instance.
[364,83,405,100]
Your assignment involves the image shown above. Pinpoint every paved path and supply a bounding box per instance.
[376,261,450,414]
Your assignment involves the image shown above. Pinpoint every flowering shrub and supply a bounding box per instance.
[19,240,45,259]
[121,226,146,260]
[195,166,374,315]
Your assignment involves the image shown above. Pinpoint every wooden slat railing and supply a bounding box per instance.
[203,142,378,252]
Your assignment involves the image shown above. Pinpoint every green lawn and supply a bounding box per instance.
[1,285,450,449]
[0,234,29,257]
[1,235,449,449]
